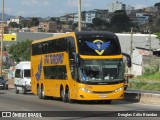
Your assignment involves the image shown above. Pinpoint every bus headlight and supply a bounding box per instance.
[80,87,92,93]
[114,87,123,92]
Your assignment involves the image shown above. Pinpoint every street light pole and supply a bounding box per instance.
[78,0,81,31]
[0,0,4,76]
[148,29,152,55]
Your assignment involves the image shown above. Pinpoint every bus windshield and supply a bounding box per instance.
[77,35,121,56]
[78,59,124,84]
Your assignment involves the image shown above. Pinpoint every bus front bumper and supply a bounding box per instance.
[73,87,124,101]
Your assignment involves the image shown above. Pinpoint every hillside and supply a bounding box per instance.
[140,12,160,33]
[0,13,15,21]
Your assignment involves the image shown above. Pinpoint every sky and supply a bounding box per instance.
[0,0,159,18]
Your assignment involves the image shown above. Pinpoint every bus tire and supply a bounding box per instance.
[61,89,67,102]
[38,86,42,99]
[67,90,74,103]
[15,87,19,94]
[22,87,26,94]
[41,86,47,100]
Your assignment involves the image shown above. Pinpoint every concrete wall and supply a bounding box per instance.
[142,55,160,74]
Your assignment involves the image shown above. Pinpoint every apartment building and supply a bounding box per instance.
[107,1,126,12]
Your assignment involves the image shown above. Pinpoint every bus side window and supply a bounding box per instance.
[67,37,76,59]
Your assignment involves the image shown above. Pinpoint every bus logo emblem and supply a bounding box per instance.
[85,40,110,55]
[35,57,42,81]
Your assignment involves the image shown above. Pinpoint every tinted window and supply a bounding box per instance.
[24,69,31,77]
[32,37,75,55]
[44,65,67,80]
[77,35,121,56]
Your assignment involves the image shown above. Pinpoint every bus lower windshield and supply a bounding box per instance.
[78,59,124,84]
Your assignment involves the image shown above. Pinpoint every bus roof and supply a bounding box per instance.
[32,31,117,44]
[75,31,116,37]
[32,32,74,44]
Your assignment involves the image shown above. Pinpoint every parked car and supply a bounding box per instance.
[0,76,8,90]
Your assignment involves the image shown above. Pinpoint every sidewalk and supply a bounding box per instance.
[124,90,160,105]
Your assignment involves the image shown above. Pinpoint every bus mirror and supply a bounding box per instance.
[122,53,132,68]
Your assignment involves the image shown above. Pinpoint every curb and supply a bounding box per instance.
[124,91,160,105]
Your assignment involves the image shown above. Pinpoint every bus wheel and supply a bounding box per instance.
[61,89,67,102]
[22,87,26,94]
[67,90,74,103]
[38,86,42,99]
[41,86,47,100]
[15,87,19,94]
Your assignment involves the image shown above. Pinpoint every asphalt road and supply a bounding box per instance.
[0,89,160,120]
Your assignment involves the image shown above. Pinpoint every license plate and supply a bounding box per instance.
[99,95,107,98]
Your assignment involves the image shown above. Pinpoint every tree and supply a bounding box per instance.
[92,18,103,27]
[155,32,160,43]
[8,39,33,62]
[8,22,19,28]
[110,10,133,32]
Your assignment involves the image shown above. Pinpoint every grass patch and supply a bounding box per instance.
[132,72,160,82]
[128,81,160,91]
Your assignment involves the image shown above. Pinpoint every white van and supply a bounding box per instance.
[14,61,31,94]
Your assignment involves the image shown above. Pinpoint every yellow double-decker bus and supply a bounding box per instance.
[31,31,131,103]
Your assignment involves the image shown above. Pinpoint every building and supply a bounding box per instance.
[107,1,126,13]
[73,12,86,24]
[30,26,43,32]
[154,2,160,11]
[85,11,96,24]
[136,13,152,26]
[0,21,8,35]
[94,9,110,22]
[144,6,157,13]
[59,14,74,22]
[39,21,57,32]
[7,16,23,25]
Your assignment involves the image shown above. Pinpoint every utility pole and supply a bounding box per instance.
[0,0,4,76]
[78,0,81,31]
[130,27,133,56]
